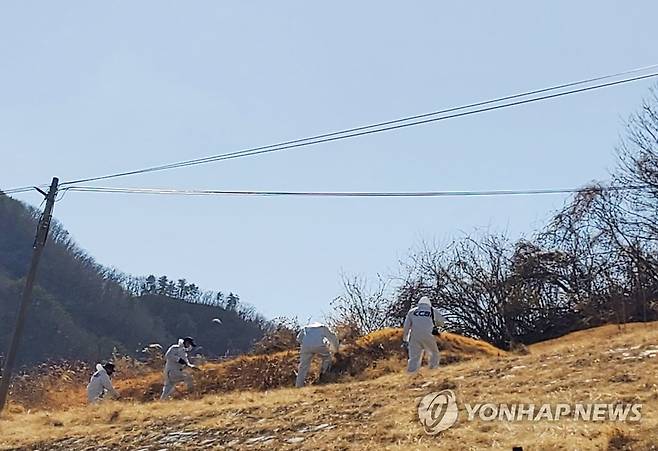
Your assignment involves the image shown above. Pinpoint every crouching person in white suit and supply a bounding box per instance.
[295,322,339,388]
[160,336,199,400]
[87,362,119,404]
[402,296,446,373]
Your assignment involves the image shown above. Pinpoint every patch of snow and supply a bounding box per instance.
[245,435,277,444]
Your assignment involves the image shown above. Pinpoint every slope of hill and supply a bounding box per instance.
[2,323,656,450]
[7,329,503,410]
[0,194,264,365]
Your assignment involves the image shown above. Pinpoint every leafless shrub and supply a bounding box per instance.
[330,274,396,336]
[251,317,300,355]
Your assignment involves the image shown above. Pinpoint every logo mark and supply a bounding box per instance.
[417,389,459,435]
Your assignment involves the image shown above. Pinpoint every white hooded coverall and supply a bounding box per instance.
[402,297,446,372]
[295,323,339,388]
[87,364,119,403]
[160,340,194,399]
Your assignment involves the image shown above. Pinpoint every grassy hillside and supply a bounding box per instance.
[6,329,502,410]
[2,323,657,450]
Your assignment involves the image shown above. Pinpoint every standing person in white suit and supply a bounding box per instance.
[295,322,339,388]
[402,296,446,373]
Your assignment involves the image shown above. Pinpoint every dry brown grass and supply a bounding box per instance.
[6,361,91,411]
[6,355,158,411]
[7,329,501,410]
[1,324,657,450]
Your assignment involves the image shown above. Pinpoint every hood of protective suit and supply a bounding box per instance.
[178,338,193,352]
[418,296,432,306]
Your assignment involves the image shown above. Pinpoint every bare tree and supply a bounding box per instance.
[330,273,395,335]
[615,87,658,242]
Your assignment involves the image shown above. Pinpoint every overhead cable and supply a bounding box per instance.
[57,66,658,186]
[64,184,651,198]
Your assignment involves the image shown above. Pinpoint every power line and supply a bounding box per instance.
[57,66,658,186]
[0,186,40,196]
[1,184,51,198]
[65,184,651,198]
[3,64,658,195]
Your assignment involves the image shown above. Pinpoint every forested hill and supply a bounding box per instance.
[0,194,265,366]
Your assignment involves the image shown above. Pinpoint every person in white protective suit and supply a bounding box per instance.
[87,362,119,404]
[160,336,199,399]
[402,296,446,373]
[295,322,339,388]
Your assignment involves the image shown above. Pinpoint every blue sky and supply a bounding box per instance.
[1,2,657,320]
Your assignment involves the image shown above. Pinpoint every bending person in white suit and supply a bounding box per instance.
[295,322,339,388]
[160,336,199,399]
[87,362,119,403]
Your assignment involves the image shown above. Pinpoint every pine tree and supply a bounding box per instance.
[157,275,169,294]
[166,280,176,296]
[226,292,240,311]
[177,278,188,299]
[187,284,200,302]
[144,275,157,294]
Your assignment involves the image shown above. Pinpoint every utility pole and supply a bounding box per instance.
[0,177,59,414]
